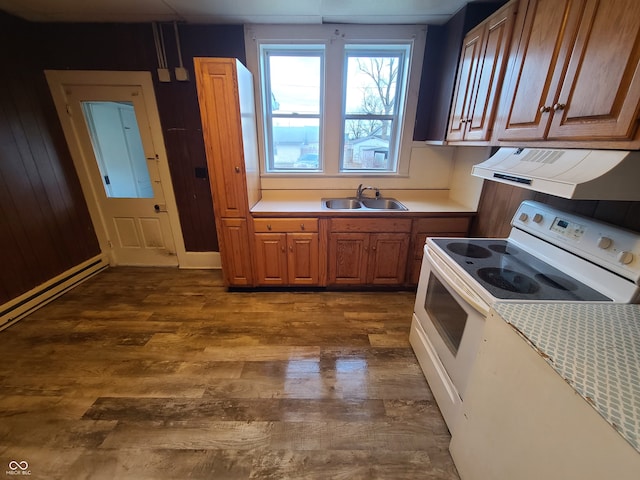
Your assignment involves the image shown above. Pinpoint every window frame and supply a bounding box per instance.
[260,46,325,173]
[340,45,411,173]
[244,24,426,185]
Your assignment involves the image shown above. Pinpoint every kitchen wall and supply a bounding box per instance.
[2,8,640,307]
[0,11,244,304]
[0,12,100,305]
[471,181,640,238]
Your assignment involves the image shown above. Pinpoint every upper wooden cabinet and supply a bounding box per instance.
[414,2,509,142]
[194,58,261,218]
[447,1,519,142]
[494,0,640,145]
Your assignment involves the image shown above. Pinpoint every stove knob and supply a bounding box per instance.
[597,236,613,249]
[532,213,543,224]
[518,213,529,222]
[617,251,634,265]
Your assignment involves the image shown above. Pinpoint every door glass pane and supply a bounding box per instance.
[425,274,468,356]
[81,101,153,198]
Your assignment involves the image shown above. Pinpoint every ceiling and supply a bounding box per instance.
[0,0,480,25]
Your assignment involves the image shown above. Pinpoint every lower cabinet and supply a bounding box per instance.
[219,218,254,286]
[248,214,473,288]
[407,216,473,285]
[328,218,412,285]
[253,218,322,286]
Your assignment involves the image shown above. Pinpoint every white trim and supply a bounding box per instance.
[44,70,188,268]
[244,24,426,188]
[179,252,222,270]
[0,254,108,331]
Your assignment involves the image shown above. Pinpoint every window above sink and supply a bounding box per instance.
[244,24,426,182]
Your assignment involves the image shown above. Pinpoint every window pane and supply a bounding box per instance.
[342,53,403,172]
[343,119,392,170]
[345,55,400,115]
[268,55,321,115]
[272,117,320,170]
[81,101,153,198]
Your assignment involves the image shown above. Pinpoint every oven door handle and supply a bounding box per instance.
[426,248,491,316]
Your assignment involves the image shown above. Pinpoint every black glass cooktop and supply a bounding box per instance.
[431,238,611,302]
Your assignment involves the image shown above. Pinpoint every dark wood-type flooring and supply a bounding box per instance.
[0,267,458,479]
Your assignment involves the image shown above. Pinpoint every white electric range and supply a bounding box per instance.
[410,200,640,433]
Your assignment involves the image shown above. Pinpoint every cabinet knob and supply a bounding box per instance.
[281,246,285,253]
[552,103,566,111]
[234,166,241,173]
[539,105,551,113]
[300,223,305,230]
[289,245,293,252]
[267,224,272,230]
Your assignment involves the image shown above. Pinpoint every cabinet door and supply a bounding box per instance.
[495,0,581,141]
[464,1,518,141]
[254,232,287,285]
[287,233,319,286]
[547,0,640,140]
[219,218,254,286]
[328,233,370,285]
[367,233,410,285]
[407,217,473,285]
[447,24,485,141]
[195,59,249,217]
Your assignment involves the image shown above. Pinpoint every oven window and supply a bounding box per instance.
[425,274,468,356]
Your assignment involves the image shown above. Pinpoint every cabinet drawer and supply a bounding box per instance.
[254,218,318,233]
[330,218,412,233]
[413,217,471,234]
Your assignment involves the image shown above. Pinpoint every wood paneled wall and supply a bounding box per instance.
[0,11,245,304]
[33,20,246,252]
[0,13,100,303]
[471,181,640,238]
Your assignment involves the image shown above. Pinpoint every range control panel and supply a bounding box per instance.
[512,201,640,283]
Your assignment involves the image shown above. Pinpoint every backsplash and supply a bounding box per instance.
[471,181,640,238]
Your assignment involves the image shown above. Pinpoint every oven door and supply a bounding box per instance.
[412,244,490,411]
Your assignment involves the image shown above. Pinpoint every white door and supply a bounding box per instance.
[46,72,184,267]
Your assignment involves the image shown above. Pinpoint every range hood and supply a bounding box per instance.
[472,147,640,200]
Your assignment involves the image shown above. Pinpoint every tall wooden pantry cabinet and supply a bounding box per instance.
[194,58,261,286]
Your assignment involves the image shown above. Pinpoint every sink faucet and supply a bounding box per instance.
[356,183,380,200]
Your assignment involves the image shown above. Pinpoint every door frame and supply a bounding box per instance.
[46,70,192,267]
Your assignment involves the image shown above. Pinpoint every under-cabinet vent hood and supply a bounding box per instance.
[472,147,640,200]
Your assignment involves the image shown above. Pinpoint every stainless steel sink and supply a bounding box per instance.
[361,198,407,210]
[322,197,407,211]
[323,198,362,209]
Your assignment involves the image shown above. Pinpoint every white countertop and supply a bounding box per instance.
[494,302,640,454]
[250,189,476,215]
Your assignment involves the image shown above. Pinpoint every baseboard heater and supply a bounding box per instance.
[0,255,108,331]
